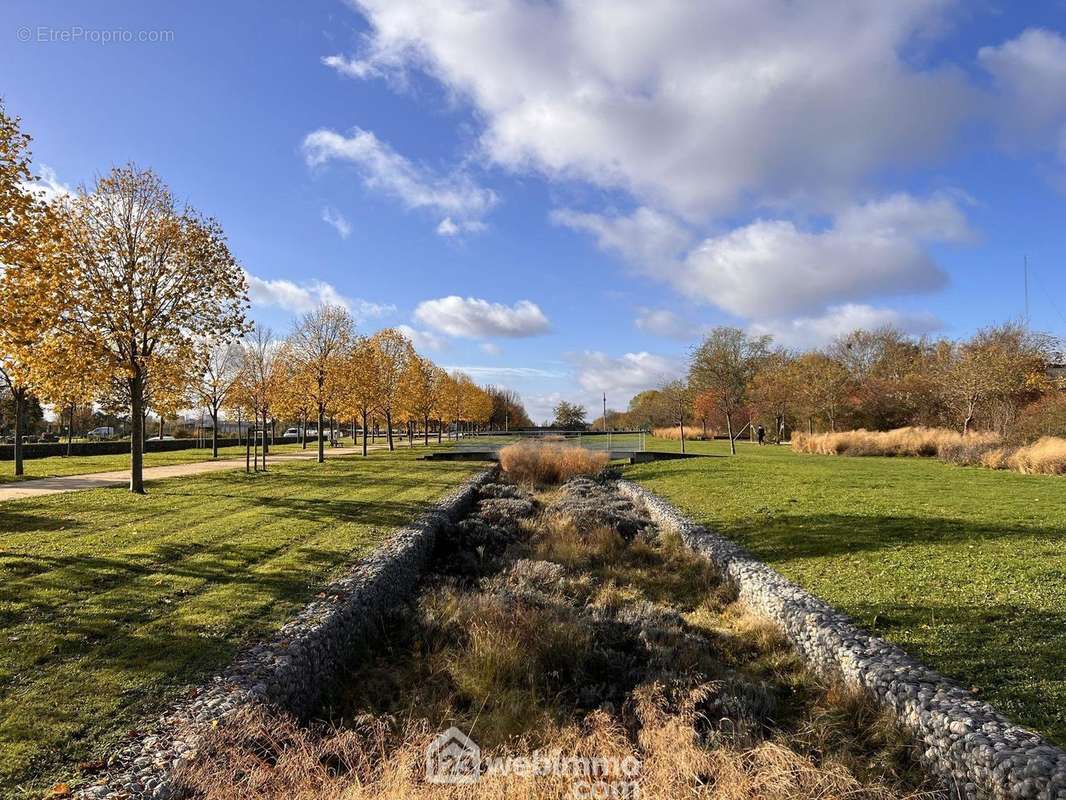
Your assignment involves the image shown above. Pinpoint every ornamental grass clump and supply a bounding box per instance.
[499,441,609,485]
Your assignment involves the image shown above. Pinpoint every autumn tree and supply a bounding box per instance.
[289,305,353,463]
[0,102,66,475]
[235,325,278,470]
[691,390,721,439]
[33,335,106,454]
[195,339,242,457]
[793,352,852,433]
[370,328,413,451]
[749,349,798,442]
[403,355,443,446]
[486,386,532,430]
[659,380,692,453]
[689,327,771,454]
[341,336,379,456]
[55,166,247,492]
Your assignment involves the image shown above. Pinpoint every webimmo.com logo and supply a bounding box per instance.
[425,727,482,784]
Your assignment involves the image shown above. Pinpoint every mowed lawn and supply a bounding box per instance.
[0,442,315,484]
[628,437,1066,745]
[0,451,478,796]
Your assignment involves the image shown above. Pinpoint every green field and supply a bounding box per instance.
[627,437,1066,745]
[0,442,321,483]
[0,451,477,796]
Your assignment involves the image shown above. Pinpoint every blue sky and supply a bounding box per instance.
[3,1,1066,422]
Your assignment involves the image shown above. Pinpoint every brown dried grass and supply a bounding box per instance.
[791,427,1000,459]
[499,441,609,485]
[1005,437,1066,475]
[176,688,926,800]
[652,427,713,441]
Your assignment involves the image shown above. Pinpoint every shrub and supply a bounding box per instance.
[499,442,609,485]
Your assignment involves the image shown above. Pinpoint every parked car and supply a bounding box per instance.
[39,433,61,443]
[87,426,116,440]
[146,435,176,442]
[282,427,301,438]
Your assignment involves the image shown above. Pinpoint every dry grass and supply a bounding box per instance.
[653,426,713,441]
[177,690,926,800]
[791,427,999,458]
[1005,437,1066,475]
[499,442,609,485]
[792,426,1066,478]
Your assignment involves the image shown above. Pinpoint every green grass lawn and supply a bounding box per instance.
[0,442,323,484]
[0,451,478,796]
[627,437,1066,745]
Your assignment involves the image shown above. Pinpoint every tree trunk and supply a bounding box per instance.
[808,417,813,435]
[437,418,443,444]
[253,419,259,471]
[158,416,164,442]
[67,402,75,456]
[12,389,25,477]
[301,412,306,449]
[385,411,394,451]
[245,427,251,472]
[424,415,430,446]
[317,407,325,463]
[129,374,145,492]
[237,409,242,446]
[408,420,413,448]
[261,412,268,470]
[361,408,369,456]
[725,413,736,456]
[211,408,219,458]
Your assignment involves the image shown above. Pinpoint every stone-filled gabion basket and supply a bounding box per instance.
[76,470,494,800]
[618,480,1066,800]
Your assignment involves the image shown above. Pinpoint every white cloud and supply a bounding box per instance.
[396,324,447,352]
[979,28,1066,154]
[245,271,395,321]
[570,351,680,406]
[414,296,550,338]
[321,206,352,238]
[343,1,972,218]
[749,304,942,349]
[480,341,502,355]
[634,308,703,340]
[19,165,73,204]
[302,127,497,233]
[561,193,970,320]
[322,53,378,79]
[444,365,564,379]
[551,207,692,265]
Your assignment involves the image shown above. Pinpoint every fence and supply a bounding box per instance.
[462,430,647,453]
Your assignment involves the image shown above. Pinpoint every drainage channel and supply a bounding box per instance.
[172,470,939,800]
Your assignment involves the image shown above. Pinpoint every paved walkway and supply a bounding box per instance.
[0,445,380,502]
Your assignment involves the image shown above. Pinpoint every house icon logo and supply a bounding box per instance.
[425,726,481,784]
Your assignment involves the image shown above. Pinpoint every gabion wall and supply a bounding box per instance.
[619,480,1066,800]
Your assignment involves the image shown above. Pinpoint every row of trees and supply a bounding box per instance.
[597,324,1062,454]
[0,102,519,489]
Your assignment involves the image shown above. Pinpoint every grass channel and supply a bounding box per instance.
[176,471,942,800]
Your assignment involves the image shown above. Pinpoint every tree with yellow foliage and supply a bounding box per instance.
[33,335,108,455]
[55,165,247,492]
[369,328,413,452]
[195,339,243,457]
[339,336,378,456]
[289,305,353,463]
[0,102,66,475]
[401,354,444,446]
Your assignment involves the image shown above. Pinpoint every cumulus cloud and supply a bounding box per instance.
[245,271,395,321]
[570,351,680,405]
[749,304,942,349]
[342,1,972,218]
[980,29,1066,146]
[19,165,73,204]
[444,365,564,379]
[302,127,497,234]
[634,308,703,340]
[321,206,352,238]
[551,207,693,265]
[396,324,447,352]
[414,296,550,338]
[560,193,970,320]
